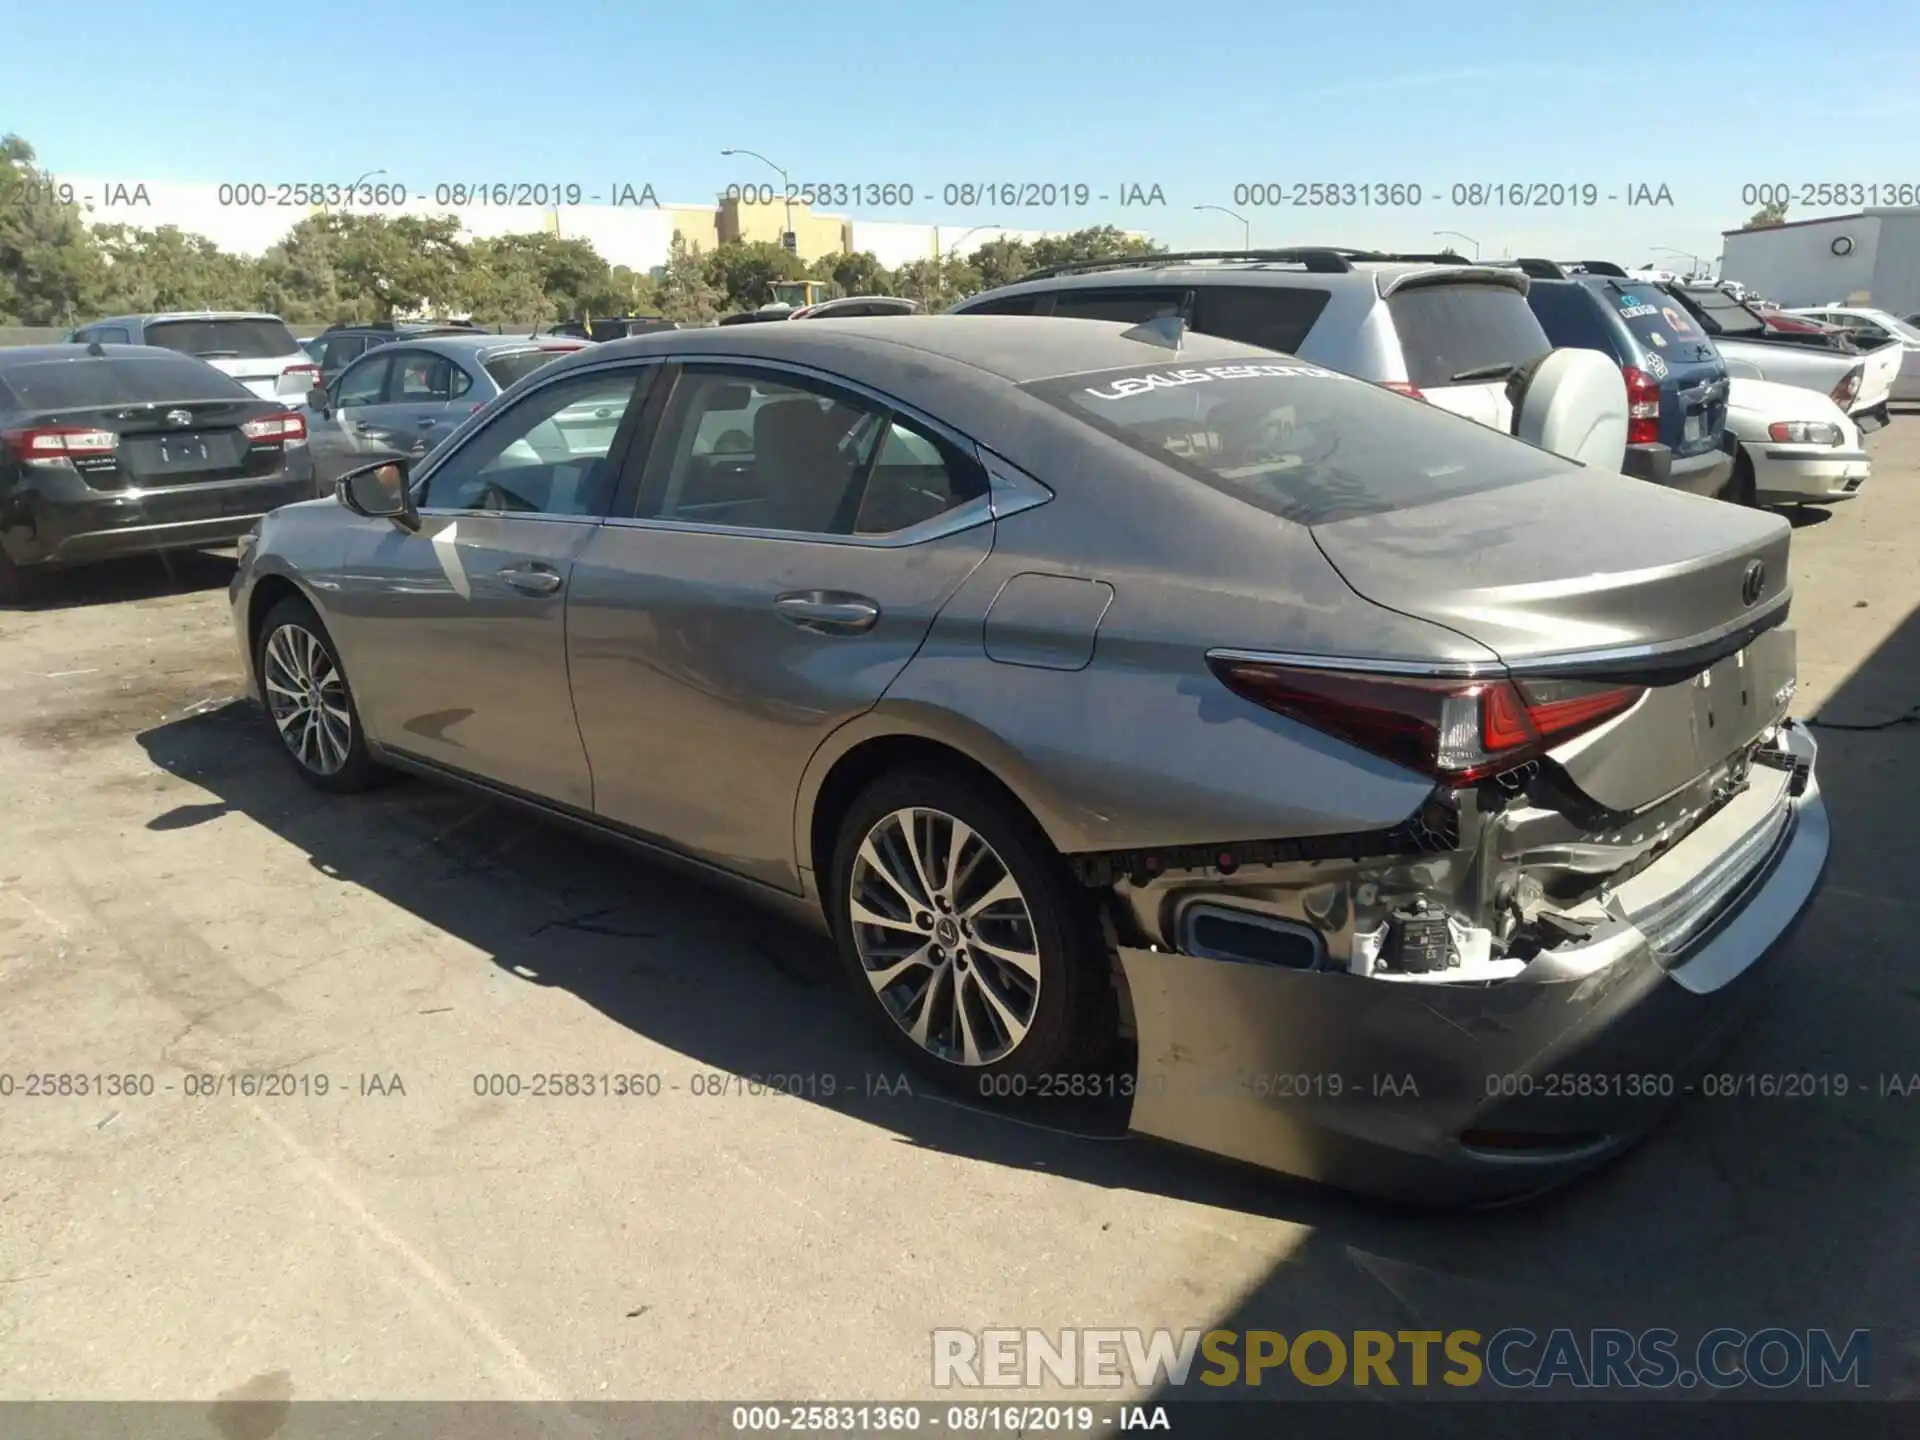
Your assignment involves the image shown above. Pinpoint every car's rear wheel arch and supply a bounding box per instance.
[808,735,1046,903]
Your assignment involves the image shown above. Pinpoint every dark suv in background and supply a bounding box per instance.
[1507,260,1735,496]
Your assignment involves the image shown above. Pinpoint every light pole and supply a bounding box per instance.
[1433,229,1480,260]
[1650,246,1703,279]
[721,147,794,253]
[1194,204,1251,250]
[944,224,1003,259]
[344,168,388,208]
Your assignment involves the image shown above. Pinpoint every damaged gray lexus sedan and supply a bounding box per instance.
[229,315,1828,1203]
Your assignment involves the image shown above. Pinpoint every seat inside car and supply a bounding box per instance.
[751,396,861,531]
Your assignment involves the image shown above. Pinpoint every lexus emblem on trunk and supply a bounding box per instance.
[1741,560,1766,606]
[165,409,192,426]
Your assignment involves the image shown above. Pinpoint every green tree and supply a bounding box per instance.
[653,234,721,325]
[703,239,808,310]
[0,134,107,324]
[963,236,1035,290]
[809,249,893,296]
[893,254,981,311]
[256,216,347,326]
[1742,199,1789,230]
[91,224,262,315]
[308,212,466,320]
[1027,225,1162,271]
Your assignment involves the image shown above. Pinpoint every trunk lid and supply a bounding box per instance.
[22,399,290,489]
[1309,469,1791,674]
[1310,471,1794,810]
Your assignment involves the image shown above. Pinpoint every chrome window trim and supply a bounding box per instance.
[979,450,1055,522]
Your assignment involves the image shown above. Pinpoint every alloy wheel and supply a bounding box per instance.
[847,806,1042,1066]
[262,623,353,776]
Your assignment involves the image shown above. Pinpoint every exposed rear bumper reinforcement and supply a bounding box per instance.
[1116,721,1827,1204]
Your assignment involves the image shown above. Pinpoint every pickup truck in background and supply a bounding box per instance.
[1659,283,1901,428]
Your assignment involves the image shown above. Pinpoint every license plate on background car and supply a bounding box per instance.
[1683,411,1706,443]
[157,438,210,468]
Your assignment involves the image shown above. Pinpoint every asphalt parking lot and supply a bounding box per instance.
[3,426,1918,1410]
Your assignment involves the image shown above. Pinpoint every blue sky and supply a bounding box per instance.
[9,0,1920,266]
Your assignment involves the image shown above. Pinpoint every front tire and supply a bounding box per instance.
[254,595,383,792]
[828,768,1116,1093]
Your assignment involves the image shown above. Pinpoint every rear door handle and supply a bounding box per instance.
[498,563,563,596]
[775,590,880,634]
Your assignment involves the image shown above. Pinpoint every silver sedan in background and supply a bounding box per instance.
[231,316,1827,1203]
[301,334,589,488]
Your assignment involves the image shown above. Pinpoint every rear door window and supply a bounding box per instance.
[483,347,577,390]
[1385,282,1550,387]
[389,350,456,402]
[1045,288,1187,323]
[335,354,394,408]
[142,318,301,360]
[1189,286,1331,355]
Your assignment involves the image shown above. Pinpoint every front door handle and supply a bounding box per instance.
[499,563,563,596]
[775,590,880,634]
[417,417,437,428]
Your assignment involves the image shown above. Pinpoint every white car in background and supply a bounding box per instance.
[67,312,319,404]
[1723,376,1870,508]
[1787,306,1920,403]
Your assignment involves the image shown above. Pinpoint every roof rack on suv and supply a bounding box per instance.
[1012,248,1357,283]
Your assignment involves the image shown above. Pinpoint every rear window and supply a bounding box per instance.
[0,355,251,409]
[1047,289,1186,323]
[1385,283,1550,387]
[1190,286,1331,355]
[1024,359,1569,525]
[482,347,576,389]
[143,318,301,360]
[1677,289,1763,338]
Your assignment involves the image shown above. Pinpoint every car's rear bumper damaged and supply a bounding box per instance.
[1106,721,1827,1204]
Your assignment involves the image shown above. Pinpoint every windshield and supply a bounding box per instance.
[0,355,252,409]
[1024,359,1569,525]
[482,347,577,389]
[142,317,301,360]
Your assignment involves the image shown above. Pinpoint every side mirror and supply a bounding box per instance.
[307,385,331,412]
[337,458,419,531]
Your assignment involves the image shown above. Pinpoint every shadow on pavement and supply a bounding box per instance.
[133,599,1920,1422]
[5,548,236,612]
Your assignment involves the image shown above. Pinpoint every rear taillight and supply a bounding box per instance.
[1378,381,1428,402]
[1209,660,1645,785]
[1831,367,1862,409]
[1621,366,1661,446]
[242,413,307,443]
[2,425,118,459]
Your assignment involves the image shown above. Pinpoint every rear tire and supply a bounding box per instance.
[0,549,34,605]
[827,768,1117,1098]
[1721,450,1757,507]
[254,595,384,793]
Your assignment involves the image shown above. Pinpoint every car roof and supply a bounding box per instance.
[0,342,201,368]
[98,312,288,325]
[965,257,1524,305]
